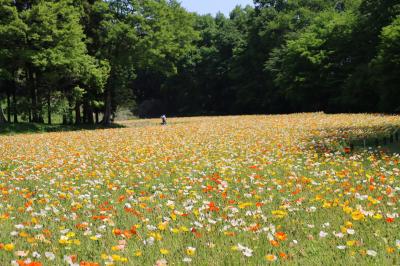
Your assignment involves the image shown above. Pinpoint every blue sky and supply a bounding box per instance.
[179,0,254,16]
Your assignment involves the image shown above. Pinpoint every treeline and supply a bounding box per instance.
[0,0,399,125]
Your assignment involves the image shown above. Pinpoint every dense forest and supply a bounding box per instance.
[0,0,399,125]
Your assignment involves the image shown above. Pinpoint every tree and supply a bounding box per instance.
[341,0,400,112]
[2,0,400,124]
[372,16,400,112]
[95,0,199,120]
[266,10,358,111]
[0,0,27,123]
[23,0,107,124]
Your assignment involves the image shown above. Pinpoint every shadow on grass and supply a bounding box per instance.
[0,122,125,135]
[348,128,400,154]
[120,119,190,128]
[309,125,400,154]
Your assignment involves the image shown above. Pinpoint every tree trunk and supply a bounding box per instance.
[29,70,38,122]
[6,88,11,122]
[88,109,94,124]
[75,101,81,125]
[38,113,44,123]
[62,114,68,125]
[95,110,99,124]
[82,101,88,124]
[68,97,74,125]
[103,86,112,125]
[62,89,69,125]
[84,101,94,124]
[0,101,6,124]
[12,85,18,123]
[47,89,51,125]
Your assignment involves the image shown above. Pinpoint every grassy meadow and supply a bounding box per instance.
[0,113,399,265]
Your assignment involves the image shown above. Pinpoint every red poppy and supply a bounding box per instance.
[386,217,395,223]
[208,201,219,212]
[80,262,100,266]
[17,261,42,266]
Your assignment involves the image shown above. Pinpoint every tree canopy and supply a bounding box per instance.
[1,0,399,124]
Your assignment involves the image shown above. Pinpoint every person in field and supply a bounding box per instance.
[161,115,167,125]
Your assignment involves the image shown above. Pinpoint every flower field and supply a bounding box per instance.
[0,113,400,265]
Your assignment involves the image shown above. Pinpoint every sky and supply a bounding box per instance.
[179,0,254,16]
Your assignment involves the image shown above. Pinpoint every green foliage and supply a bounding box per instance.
[266,10,358,111]
[25,0,106,89]
[1,0,400,124]
[378,16,400,66]
[372,16,400,112]
[0,0,27,80]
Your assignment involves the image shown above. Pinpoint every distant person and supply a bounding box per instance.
[161,115,167,125]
